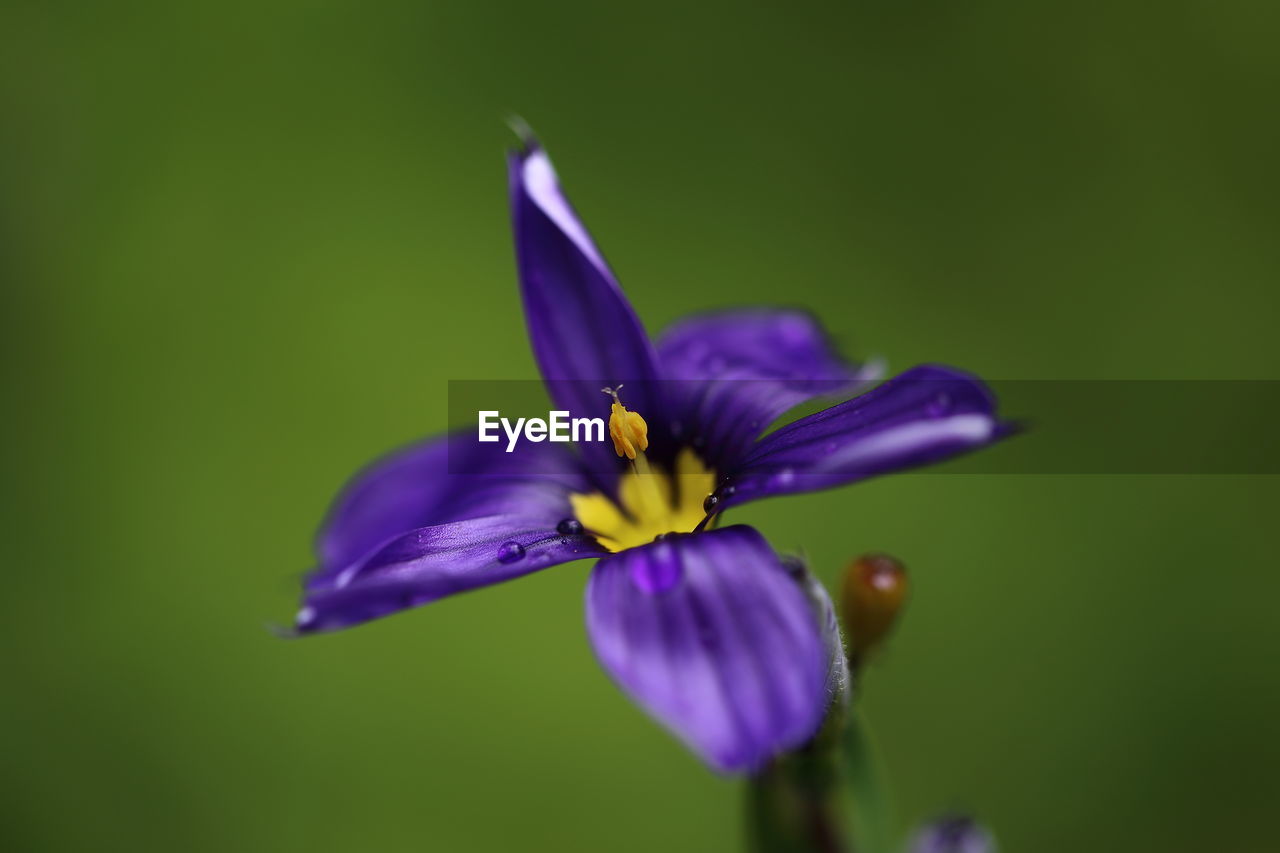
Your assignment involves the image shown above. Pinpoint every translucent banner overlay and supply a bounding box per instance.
[445,380,1280,475]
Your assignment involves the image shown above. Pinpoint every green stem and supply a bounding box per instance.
[745,716,851,853]
[840,710,891,853]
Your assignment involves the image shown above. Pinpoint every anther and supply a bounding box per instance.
[603,385,649,460]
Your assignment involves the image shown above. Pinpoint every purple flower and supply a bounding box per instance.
[910,815,997,853]
[295,139,1010,772]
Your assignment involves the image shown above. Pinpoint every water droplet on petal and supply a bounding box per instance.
[496,541,526,564]
[703,494,719,513]
[556,518,584,536]
[926,392,952,418]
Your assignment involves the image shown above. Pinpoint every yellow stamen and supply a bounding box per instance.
[603,386,649,460]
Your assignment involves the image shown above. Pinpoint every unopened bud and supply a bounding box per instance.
[839,553,908,659]
[909,815,996,853]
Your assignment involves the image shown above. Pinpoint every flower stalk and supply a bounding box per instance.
[746,724,849,853]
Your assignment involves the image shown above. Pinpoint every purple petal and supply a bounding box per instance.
[713,365,1010,511]
[509,143,666,473]
[910,816,997,853]
[585,526,829,773]
[300,514,606,633]
[656,309,880,471]
[314,433,591,582]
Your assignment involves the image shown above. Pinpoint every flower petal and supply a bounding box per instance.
[300,514,606,633]
[713,365,1011,511]
[584,526,829,773]
[509,143,666,473]
[909,816,997,853]
[313,434,592,588]
[656,309,881,471]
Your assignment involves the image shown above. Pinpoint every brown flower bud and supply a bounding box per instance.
[839,553,908,660]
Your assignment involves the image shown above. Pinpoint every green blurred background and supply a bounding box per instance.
[3,1,1278,850]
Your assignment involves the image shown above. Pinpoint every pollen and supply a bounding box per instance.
[603,386,649,459]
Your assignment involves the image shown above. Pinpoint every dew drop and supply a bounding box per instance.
[556,518,584,536]
[926,392,952,418]
[703,494,719,513]
[496,541,526,564]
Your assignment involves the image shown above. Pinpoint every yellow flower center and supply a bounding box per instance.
[569,388,716,552]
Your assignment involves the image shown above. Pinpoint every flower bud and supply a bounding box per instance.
[909,815,996,853]
[839,553,908,660]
